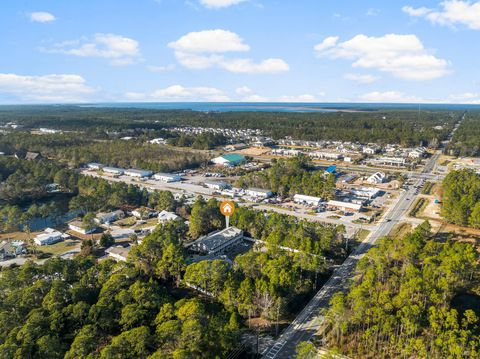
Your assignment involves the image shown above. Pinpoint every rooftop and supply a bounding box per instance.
[193,227,243,253]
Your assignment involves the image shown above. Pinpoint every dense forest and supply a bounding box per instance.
[0,224,240,358]
[0,196,347,358]
[0,105,458,145]
[236,157,336,199]
[446,113,480,157]
[322,222,480,358]
[441,170,480,228]
[0,132,211,172]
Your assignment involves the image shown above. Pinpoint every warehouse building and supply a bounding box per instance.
[294,194,322,206]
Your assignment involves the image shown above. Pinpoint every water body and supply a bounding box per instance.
[79,102,480,113]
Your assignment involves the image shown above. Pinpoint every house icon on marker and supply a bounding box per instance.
[220,201,235,216]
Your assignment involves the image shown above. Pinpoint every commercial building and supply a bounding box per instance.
[211,153,246,167]
[153,173,182,182]
[245,188,273,199]
[124,169,154,178]
[204,180,229,190]
[34,228,67,246]
[294,194,322,206]
[351,187,381,200]
[191,227,244,255]
[370,157,407,167]
[309,151,343,161]
[326,200,362,213]
[367,172,386,184]
[103,167,125,176]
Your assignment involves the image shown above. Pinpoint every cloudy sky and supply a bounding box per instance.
[1,0,480,104]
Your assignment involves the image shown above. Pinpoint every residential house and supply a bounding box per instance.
[191,227,244,255]
[158,210,182,223]
[34,228,67,246]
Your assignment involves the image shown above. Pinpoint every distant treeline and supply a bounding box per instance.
[0,105,459,146]
[446,113,480,157]
[0,132,211,172]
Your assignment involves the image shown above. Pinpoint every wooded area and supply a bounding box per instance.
[236,157,337,198]
[441,169,480,228]
[323,222,480,358]
[0,105,458,145]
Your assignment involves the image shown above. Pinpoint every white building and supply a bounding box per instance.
[34,228,67,246]
[205,181,229,190]
[351,187,381,200]
[95,210,124,224]
[309,151,343,161]
[124,169,153,178]
[86,163,104,170]
[294,194,322,206]
[211,154,246,167]
[103,167,125,176]
[191,227,244,255]
[326,200,362,213]
[367,172,386,184]
[158,210,181,223]
[246,188,273,199]
[153,173,182,183]
[132,207,157,219]
[149,138,167,145]
[371,157,407,167]
[105,246,131,262]
[68,220,97,235]
[408,148,426,159]
[110,228,136,240]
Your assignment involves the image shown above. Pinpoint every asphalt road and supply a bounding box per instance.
[261,166,434,358]
[262,116,464,358]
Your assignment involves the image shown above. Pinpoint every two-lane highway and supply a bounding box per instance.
[262,177,421,358]
[262,115,464,358]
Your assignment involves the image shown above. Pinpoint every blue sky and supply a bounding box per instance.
[1,0,480,104]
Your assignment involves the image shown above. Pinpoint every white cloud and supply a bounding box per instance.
[358,91,423,103]
[344,73,379,84]
[366,8,380,16]
[236,86,252,95]
[313,36,339,53]
[279,94,318,102]
[199,0,247,9]
[403,1,480,30]
[448,92,480,103]
[169,29,249,53]
[402,6,432,17]
[169,29,289,73]
[314,33,449,80]
[44,33,141,65]
[146,64,176,72]
[221,58,289,73]
[0,73,96,103]
[150,85,230,101]
[29,12,56,23]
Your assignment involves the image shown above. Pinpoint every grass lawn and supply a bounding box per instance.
[37,239,81,256]
[356,229,371,241]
